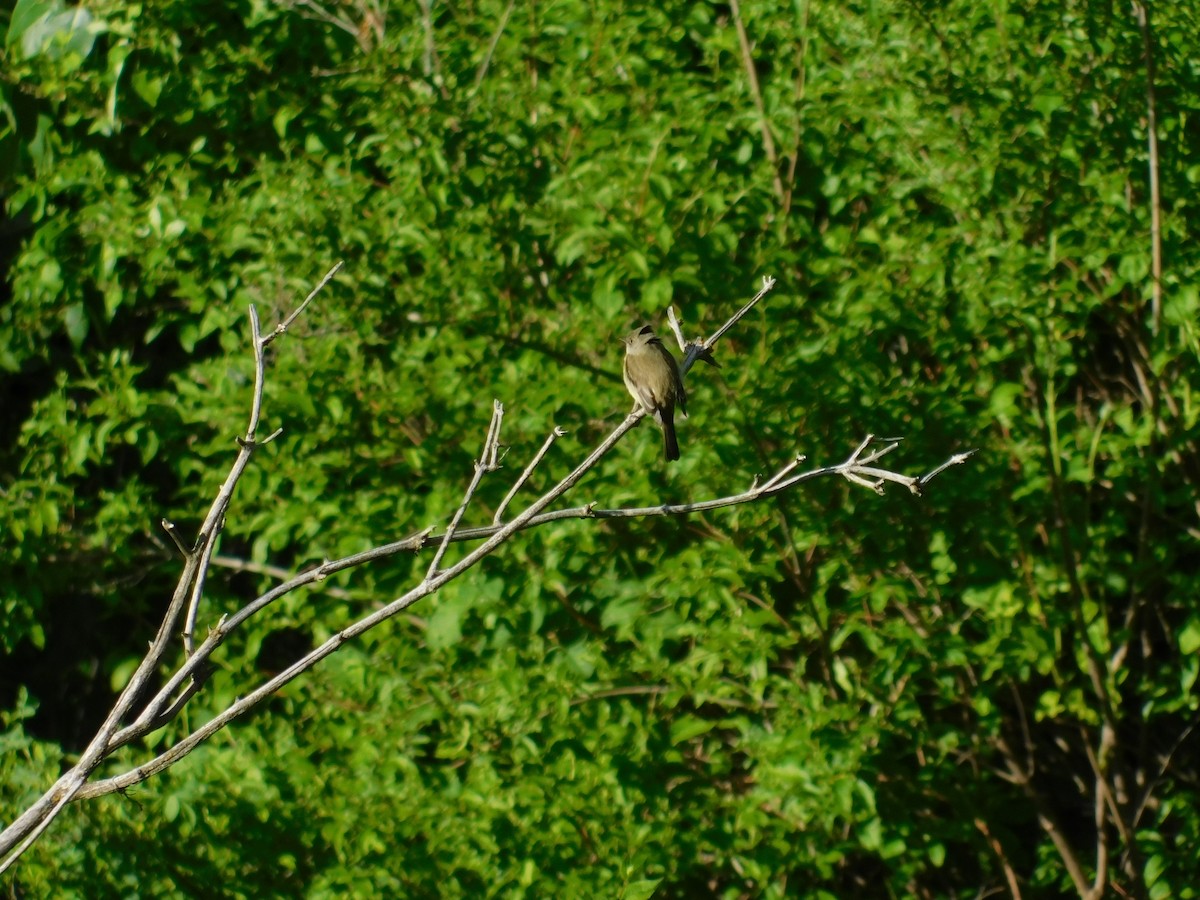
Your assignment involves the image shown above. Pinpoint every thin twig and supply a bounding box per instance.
[210,555,355,600]
[1132,2,1162,335]
[494,426,566,524]
[695,276,776,363]
[416,0,447,96]
[1082,726,1114,899]
[263,261,342,349]
[666,306,689,354]
[426,401,504,578]
[1130,715,1200,830]
[181,522,220,656]
[729,0,786,206]
[472,0,515,92]
[918,449,978,488]
[569,685,668,706]
[245,306,267,442]
[974,817,1023,900]
[760,454,808,490]
[161,519,189,557]
[993,734,1092,898]
[782,0,811,219]
[282,0,359,39]
[423,439,955,544]
[183,302,272,655]
[667,305,721,369]
[0,790,77,882]
[180,263,339,655]
[0,264,340,870]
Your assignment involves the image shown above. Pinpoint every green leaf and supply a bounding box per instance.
[669,715,714,745]
[620,878,662,900]
[1179,618,1200,656]
[426,598,463,649]
[62,302,88,346]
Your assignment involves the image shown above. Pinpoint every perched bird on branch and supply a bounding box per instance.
[621,325,687,462]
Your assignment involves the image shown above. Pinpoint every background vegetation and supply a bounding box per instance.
[3,0,1198,896]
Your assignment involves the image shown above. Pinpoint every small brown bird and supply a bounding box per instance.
[621,325,687,461]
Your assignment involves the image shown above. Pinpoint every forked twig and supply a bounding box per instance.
[494,426,566,525]
[427,401,505,578]
[0,262,343,873]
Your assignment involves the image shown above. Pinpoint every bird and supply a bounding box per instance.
[621,324,687,461]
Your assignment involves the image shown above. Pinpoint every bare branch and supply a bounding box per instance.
[494,426,566,525]
[0,263,342,871]
[918,448,978,489]
[0,273,970,872]
[666,306,689,354]
[993,734,1092,898]
[974,817,1023,900]
[181,518,220,657]
[209,554,356,601]
[77,409,649,799]
[472,0,515,92]
[760,454,807,490]
[161,518,189,558]
[182,275,318,655]
[481,440,952,541]
[263,261,342,348]
[0,790,76,882]
[728,0,787,206]
[667,304,720,370]
[693,276,777,364]
[1130,714,1200,831]
[427,401,505,578]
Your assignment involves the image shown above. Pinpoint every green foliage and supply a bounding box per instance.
[3,0,1200,896]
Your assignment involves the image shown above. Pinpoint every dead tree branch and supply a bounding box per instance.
[0,272,971,871]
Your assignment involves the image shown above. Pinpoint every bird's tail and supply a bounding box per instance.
[661,415,680,462]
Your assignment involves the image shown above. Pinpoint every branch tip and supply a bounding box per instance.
[262,261,343,348]
[428,403,504,577]
[248,304,262,344]
[493,424,567,524]
[162,519,189,557]
[918,448,978,486]
[666,306,688,353]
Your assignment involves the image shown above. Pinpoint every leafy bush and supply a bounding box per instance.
[3,0,1198,896]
